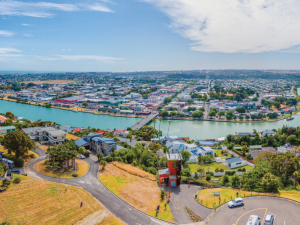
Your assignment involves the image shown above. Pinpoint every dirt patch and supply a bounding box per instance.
[22,80,76,84]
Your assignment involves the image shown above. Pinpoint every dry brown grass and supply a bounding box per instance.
[34,159,89,179]
[39,145,53,152]
[0,178,123,225]
[99,164,174,221]
[22,80,76,84]
[112,162,156,181]
[66,134,80,140]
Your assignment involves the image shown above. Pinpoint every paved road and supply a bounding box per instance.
[25,148,174,225]
[163,184,212,224]
[207,196,300,225]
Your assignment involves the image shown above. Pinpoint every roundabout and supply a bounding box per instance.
[207,196,300,225]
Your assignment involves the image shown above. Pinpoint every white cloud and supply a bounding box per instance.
[0,47,22,57]
[41,55,123,62]
[0,0,114,18]
[0,30,15,37]
[23,33,33,37]
[142,0,300,53]
[61,49,72,51]
[22,23,32,26]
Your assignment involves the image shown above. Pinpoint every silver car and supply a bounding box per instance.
[264,214,274,225]
[228,198,244,208]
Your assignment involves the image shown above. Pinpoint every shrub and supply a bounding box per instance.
[182,168,191,177]
[222,174,229,184]
[72,174,78,177]
[160,190,166,201]
[242,168,246,172]
[132,160,138,166]
[206,174,211,181]
[237,168,242,172]
[219,169,224,172]
[194,172,199,179]
[3,155,24,167]
[12,177,21,184]
[136,137,142,141]
[2,179,10,186]
[148,167,157,175]
[225,171,236,176]
[215,168,220,172]
[83,151,90,157]
[206,172,214,176]
[246,154,253,160]
[105,155,113,162]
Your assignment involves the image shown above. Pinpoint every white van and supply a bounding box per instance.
[246,215,260,225]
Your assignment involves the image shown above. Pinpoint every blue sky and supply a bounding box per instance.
[1,0,300,72]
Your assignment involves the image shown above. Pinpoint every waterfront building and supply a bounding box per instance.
[0,126,16,134]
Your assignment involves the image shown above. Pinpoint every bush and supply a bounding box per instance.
[194,172,199,179]
[2,155,24,167]
[225,171,236,176]
[83,151,90,157]
[182,168,191,177]
[148,167,157,175]
[132,160,138,166]
[206,172,214,176]
[237,168,242,172]
[105,155,113,162]
[2,179,10,186]
[219,169,224,172]
[136,137,142,141]
[215,168,220,172]
[246,154,253,160]
[206,174,211,181]
[12,177,21,184]
[160,190,166,201]
[72,174,78,177]
[222,174,229,184]
[242,168,246,172]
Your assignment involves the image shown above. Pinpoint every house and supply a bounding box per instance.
[0,126,16,134]
[22,126,67,146]
[225,157,246,169]
[72,127,83,133]
[60,125,73,133]
[278,143,295,153]
[0,115,8,124]
[114,129,129,137]
[158,153,182,188]
[75,133,122,156]
[281,108,292,114]
[250,147,277,159]
[237,132,255,137]
[262,130,275,136]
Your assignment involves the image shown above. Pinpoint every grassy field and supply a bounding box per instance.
[34,159,89,179]
[189,162,253,173]
[66,134,80,141]
[99,163,174,222]
[0,176,124,225]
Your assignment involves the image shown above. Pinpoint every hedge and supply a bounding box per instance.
[205,172,214,176]
[3,155,25,167]
[225,171,236,176]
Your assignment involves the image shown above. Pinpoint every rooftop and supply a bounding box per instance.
[225,157,243,163]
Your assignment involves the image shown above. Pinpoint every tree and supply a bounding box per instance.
[223,174,229,184]
[152,117,157,130]
[157,106,163,110]
[161,110,169,118]
[241,145,248,153]
[260,172,280,193]
[96,152,103,162]
[148,142,161,152]
[100,160,107,170]
[293,171,299,188]
[5,112,14,119]
[158,117,162,137]
[273,102,281,110]
[206,174,211,181]
[199,107,205,112]
[164,97,172,103]
[167,120,171,137]
[2,131,36,158]
[217,111,225,118]
[82,102,88,107]
[251,114,257,120]
[231,174,240,187]
[208,110,216,118]
[252,97,258,101]
[181,150,191,164]
[245,115,250,120]
[226,110,234,120]
[111,146,116,153]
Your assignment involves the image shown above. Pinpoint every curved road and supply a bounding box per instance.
[25,148,174,225]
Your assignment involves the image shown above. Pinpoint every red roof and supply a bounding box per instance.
[282,108,292,111]
[72,127,82,132]
[115,129,127,133]
[179,137,190,141]
[97,130,105,134]
[0,115,7,123]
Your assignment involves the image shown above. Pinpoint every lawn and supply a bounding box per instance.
[197,188,265,209]
[34,159,89,179]
[189,162,253,173]
[66,134,80,141]
[99,162,174,222]
[215,150,231,159]
[0,177,124,225]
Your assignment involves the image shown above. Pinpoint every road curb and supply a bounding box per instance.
[96,166,176,225]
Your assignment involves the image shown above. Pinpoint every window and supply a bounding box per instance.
[236,162,241,165]
[172,162,178,169]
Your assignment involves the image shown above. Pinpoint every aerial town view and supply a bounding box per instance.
[1,1,300,225]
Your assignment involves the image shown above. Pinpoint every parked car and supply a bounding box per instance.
[0,187,6,192]
[86,150,91,153]
[77,155,85,159]
[264,214,274,225]
[246,215,260,225]
[228,198,244,208]
[7,169,21,176]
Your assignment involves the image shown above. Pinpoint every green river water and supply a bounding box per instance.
[0,100,299,139]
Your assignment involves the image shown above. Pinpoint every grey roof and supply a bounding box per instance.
[158,168,170,175]
[75,138,90,147]
[225,157,243,163]
[91,137,116,144]
[251,147,277,159]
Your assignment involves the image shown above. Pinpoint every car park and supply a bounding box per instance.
[264,214,274,225]
[246,215,260,225]
[7,169,20,176]
[228,198,244,208]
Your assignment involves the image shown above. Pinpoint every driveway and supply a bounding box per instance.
[25,148,174,225]
[163,184,213,224]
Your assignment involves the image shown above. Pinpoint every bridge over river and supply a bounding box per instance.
[131,112,159,130]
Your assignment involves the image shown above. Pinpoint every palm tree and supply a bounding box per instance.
[167,120,171,137]
[158,117,162,138]
[294,171,299,188]
[111,146,115,153]
[152,117,157,130]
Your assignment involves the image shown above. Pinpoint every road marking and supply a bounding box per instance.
[274,214,276,224]
[235,208,267,225]
[261,208,268,224]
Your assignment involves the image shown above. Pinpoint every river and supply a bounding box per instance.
[1,100,299,139]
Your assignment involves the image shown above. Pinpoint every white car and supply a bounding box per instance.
[228,198,244,208]
[246,215,260,225]
[77,155,85,159]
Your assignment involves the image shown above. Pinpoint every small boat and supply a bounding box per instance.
[72,110,78,112]
[94,113,98,115]
[287,117,294,121]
